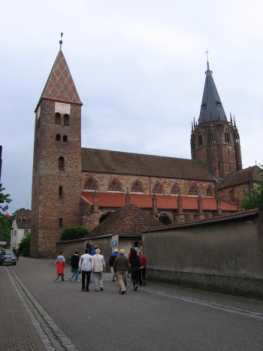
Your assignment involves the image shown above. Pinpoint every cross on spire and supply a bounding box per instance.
[59,32,64,50]
[205,50,210,71]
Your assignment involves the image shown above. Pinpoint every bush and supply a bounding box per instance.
[19,234,31,257]
[242,179,263,210]
[60,226,89,241]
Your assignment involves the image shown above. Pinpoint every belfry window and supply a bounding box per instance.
[64,114,70,126]
[63,135,68,143]
[225,133,230,143]
[58,157,65,171]
[56,134,61,141]
[55,113,61,125]
[198,134,203,146]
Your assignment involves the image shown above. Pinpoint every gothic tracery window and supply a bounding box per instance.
[108,178,123,192]
[189,183,199,195]
[84,177,98,191]
[64,114,70,126]
[152,181,164,194]
[131,179,144,193]
[171,182,180,195]
[55,113,61,125]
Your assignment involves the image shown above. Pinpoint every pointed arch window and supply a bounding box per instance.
[56,134,61,141]
[152,181,164,194]
[64,114,70,126]
[189,183,199,195]
[63,135,68,143]
[198,134,203,146]
[84,177,98,191]
[207,185,213,196]
[171,183,180,195]
[108,178,123,192]
[131,179,144,193]
[55,113,61,125]
[58,156,65,171]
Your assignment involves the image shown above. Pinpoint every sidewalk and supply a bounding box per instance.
[0,266,46,351]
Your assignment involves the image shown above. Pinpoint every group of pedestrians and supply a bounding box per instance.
[110,247,148,295]
[55,244,148,296]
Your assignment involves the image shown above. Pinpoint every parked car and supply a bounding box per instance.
[0,249,5,265]
[0,250,17,265]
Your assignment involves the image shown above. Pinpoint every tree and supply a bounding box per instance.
[60,226,89,241]
[242,179,263,209]
[19,233,31,256]
[0,183,12,244]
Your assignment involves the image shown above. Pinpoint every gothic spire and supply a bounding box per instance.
[36,48,82,110]
[198,60,227,124]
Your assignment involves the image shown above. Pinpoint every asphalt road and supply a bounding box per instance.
[2,257,263,351]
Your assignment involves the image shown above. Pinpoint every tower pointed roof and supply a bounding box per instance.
[198,61,227,124]
[36,49,82,109]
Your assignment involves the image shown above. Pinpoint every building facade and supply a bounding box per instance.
[31,49,251,257]
[10,209,31,250]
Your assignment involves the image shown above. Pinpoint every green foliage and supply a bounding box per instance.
[60,226,89,241]
[242,180,263,209]
[0,184,12,244]
[19,234,31,257]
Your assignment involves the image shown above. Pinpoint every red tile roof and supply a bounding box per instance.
[36,50,82,109]
[81,192,238,212]
[218,166,263,190]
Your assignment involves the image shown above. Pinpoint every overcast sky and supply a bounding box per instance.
[1,0,263,212]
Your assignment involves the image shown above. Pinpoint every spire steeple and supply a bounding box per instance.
[36,48,82,110]
[198,60,227,124]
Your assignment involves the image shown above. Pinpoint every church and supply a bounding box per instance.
[30,46,262,257]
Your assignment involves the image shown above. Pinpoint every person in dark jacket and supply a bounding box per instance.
[113,249,129,294]
[70,250,80,281]
[129,247,140,291]
[109,248,119,281]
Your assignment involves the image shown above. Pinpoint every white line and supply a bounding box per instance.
[143,287,263,321]
[7,268,79,351]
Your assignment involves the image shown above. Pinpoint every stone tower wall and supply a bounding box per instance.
[31,99,82,257]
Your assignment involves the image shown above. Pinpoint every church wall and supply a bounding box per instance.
[81,172,215,196]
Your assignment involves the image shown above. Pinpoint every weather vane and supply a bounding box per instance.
[59,32,64,50]
[205,50,210,70]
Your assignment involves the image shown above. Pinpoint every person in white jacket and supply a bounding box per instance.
[79,249,93,292]
[92,248,105,291]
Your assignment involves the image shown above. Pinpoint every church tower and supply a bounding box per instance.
[31,46,82,257]
[191,61,242,178]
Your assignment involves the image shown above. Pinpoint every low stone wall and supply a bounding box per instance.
[143,210,263,298]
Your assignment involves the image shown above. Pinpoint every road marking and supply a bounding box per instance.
[142,287,263,321]
[6,268,79,351]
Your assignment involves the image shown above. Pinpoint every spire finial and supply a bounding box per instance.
[59,32,64,50]
[205,50,210,71]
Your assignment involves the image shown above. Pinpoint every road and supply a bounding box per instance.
[1,257,263,351]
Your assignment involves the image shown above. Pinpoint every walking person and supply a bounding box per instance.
[114,249,129,295]
[139,250,148,286]
[70,250,80,282]
[55,252,65,281]
[79,249,93,291]
[109,248,119,282]
[92,248,105,291]
[129,247,140,291]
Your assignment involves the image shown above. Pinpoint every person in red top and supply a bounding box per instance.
[139,250,148,286]
[55,252,65,281]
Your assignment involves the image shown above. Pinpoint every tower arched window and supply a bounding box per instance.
[198,134,203,146]
[56,134,61,141]
[64,114,70,126]
[63,135,68,143]
[55,113,61,125]
[152,181,164,194]
[58,157,65,171]
[108,178,123,192]
[58,186,63,198]
[171,183,180,195]
[131,179,144,193]
[225,133,230,144]
[189,183,199,195]
[84,177,98,191]
[207,133,215,145]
